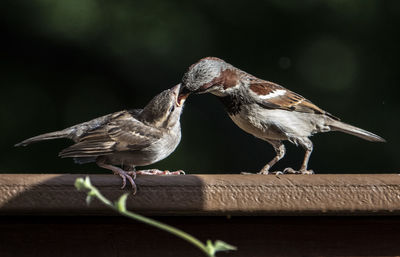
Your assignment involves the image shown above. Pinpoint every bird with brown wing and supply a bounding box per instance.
[180,57,385,174]
[16,84,189,193]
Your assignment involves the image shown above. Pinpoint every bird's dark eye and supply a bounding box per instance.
[169,105,175,112]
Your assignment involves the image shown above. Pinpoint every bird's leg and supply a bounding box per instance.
[136,169,185,175]
[284,138,314,175]
[259,140,286,174]
[96,159,137,194]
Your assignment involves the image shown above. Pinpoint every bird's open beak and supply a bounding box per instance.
[171,84,189,107]
[177,86,190,106]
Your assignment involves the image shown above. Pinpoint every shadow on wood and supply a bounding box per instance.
[1,174,400,256]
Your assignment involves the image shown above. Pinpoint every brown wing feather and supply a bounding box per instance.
[248,80,339,120]
[58,141,115,157]
[59,110,163,158]
[106,119,162,151]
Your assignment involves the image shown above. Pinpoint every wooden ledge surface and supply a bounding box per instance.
[1,173,400,215]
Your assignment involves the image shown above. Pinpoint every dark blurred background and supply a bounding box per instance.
[1,0,398,174]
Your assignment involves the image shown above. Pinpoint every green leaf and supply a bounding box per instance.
[74,178,85,190]
[206,240,237,256]
[116,193,128,212]
[213,240,237,252]
[84,176,92,187]
[86,195,92,205]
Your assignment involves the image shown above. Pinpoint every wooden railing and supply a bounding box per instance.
[1,174,400,215]
[1,174,400,257]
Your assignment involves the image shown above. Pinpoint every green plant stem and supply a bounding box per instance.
[119,206,210,255]
[75,177,235,257]
[92,187,208,253]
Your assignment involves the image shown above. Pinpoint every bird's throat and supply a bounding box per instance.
[218,94,242,116]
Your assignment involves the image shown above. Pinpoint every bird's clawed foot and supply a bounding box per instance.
[97,160,137,194]
[258,170,284,175]
[301,169,314,175]
[257,164,272,175]
[136,169,185,175]
[241,170,283,175]
[283,167,314,175]
[254,167,314,175]
[113,169,137,193]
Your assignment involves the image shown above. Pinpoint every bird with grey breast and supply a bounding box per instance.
[16,84,189,193]
[180,57,385,174]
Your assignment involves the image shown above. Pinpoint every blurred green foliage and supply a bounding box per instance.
[1,0,398,174]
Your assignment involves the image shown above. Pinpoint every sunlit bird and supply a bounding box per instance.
[16,84,189,193]
[180,57,385,174]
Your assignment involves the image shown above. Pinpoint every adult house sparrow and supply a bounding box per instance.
[16,84,188,193]
[180,57,385,174]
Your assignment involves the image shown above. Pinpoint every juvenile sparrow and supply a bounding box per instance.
[180,57,385,174]
[16,84,189,193]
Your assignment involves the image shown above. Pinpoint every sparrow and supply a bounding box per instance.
[15,84,189,193]
[180,57,385,174]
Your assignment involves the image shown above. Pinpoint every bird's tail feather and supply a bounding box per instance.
[328,119,385,142]
[15,129,73,147]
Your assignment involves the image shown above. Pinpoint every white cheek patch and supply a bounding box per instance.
[258,89,286,99]
[226,84,240,91]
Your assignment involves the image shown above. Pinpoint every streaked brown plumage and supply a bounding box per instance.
[16,84,188,193]
[181,57,385,174]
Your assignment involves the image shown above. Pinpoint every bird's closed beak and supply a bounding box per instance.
[197,83,215,94]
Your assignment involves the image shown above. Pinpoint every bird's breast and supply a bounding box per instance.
[146,129,181,162]
[228,106,288,141]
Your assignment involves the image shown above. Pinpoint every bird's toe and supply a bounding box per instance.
[171,170,185,175]
[300,169,314,175]
[114,169,137,193]
[119,174,127,189]
[241,172,256,175]
[136,169,184,175]
[283,167,301,174]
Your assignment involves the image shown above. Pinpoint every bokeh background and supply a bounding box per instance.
[1,0,398,174]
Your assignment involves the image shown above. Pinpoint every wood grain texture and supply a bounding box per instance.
[1,174,400,215]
